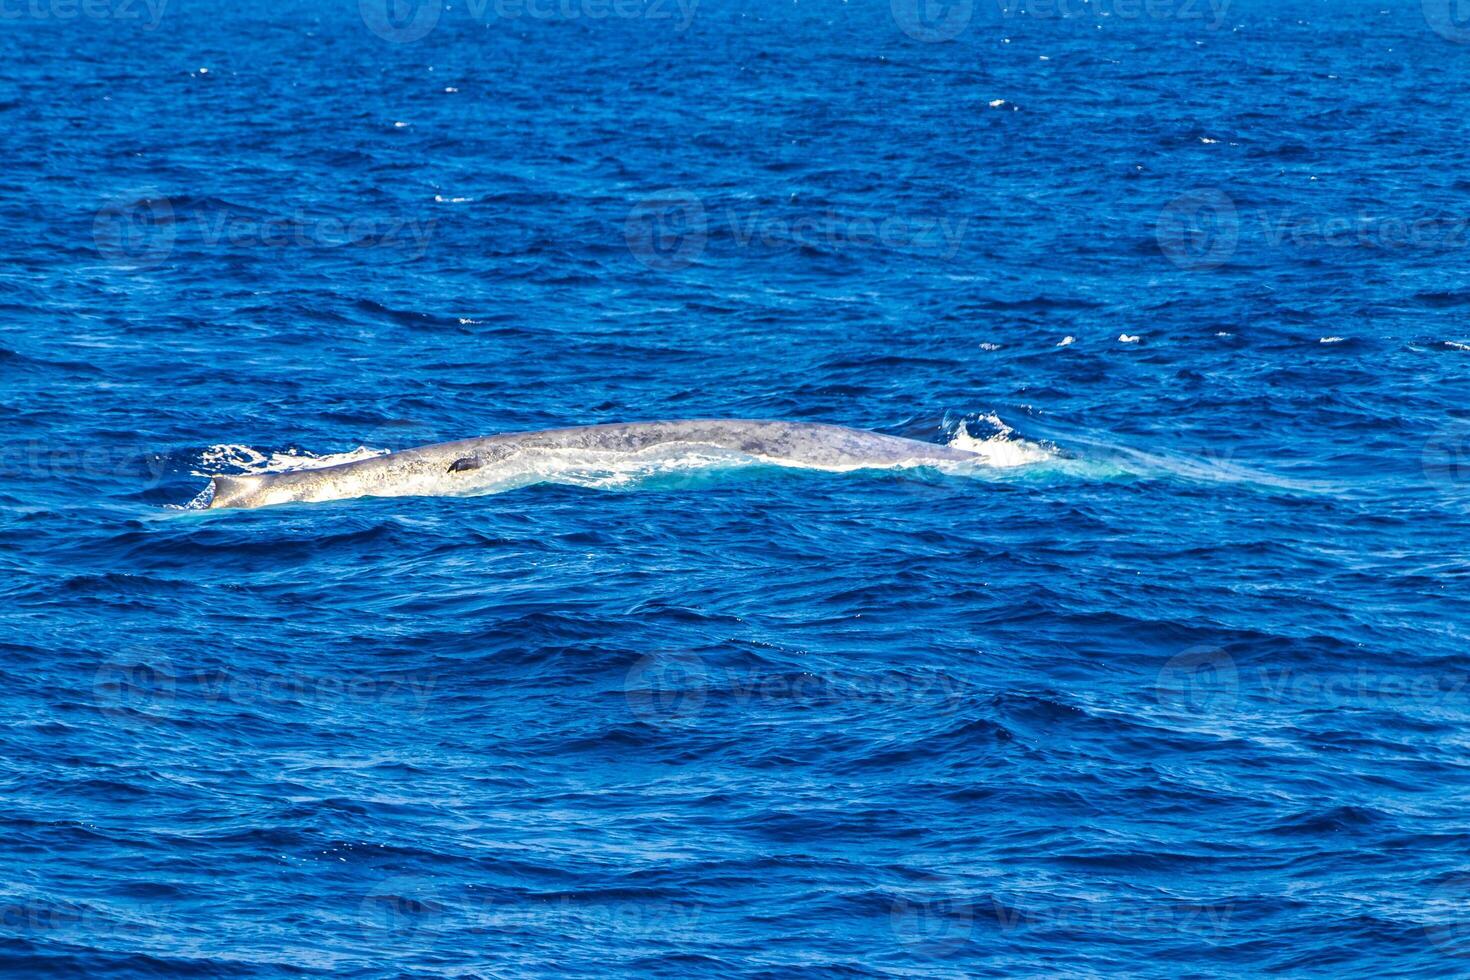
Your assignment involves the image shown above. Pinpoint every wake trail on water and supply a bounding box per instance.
[1011,418,1346,494]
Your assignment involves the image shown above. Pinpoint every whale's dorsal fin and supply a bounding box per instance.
[209,474,261,509]
[448,456,482,473]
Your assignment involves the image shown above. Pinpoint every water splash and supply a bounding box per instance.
[193,443,390,478]
[946,413,1058,468]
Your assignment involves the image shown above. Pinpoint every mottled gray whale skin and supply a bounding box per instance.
[208,420,977,510]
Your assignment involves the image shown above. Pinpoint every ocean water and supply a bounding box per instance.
[4,0,1470,974]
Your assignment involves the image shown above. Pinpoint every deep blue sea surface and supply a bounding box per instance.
[4,0,1470,974]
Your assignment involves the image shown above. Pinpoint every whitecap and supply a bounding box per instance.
[946,414,1057,468]
[193,443,389,479]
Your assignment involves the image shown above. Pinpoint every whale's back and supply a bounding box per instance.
[206,420,979,509]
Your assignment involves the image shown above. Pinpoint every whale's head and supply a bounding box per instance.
[206,452,412,509]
